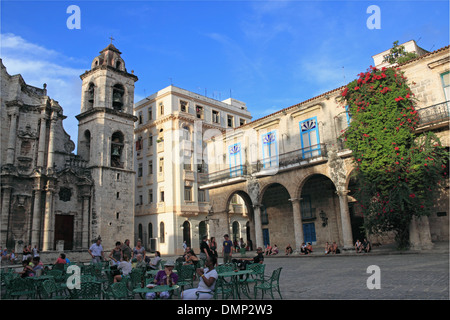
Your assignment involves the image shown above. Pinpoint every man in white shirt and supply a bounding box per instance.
[88,238,104,264]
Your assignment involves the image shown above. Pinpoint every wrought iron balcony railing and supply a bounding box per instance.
[203,165,247,184]
[417,101,449,127]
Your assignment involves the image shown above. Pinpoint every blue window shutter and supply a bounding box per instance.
[299,117,321,159]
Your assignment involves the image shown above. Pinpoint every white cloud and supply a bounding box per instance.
[1,33,84,146]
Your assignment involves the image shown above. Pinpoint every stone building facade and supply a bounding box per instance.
[201,44,449,253]
[133,86,252,255]
[0,43,137,252]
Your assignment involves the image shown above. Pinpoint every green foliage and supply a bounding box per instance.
[383,40,418,65]
[340,65,448,248]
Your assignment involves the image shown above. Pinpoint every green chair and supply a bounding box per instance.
[46,269,65,283]
[239,247,246,256]
[129,268,145,289]
[195,277,232,300]
[246,263,266,285]
[105,281,134,300]
[216,263,235,273]
[254,267,282,300]
[8,277,35,299]
[176,264,195,291]
[42,278,67,299]
[69,281,102,300]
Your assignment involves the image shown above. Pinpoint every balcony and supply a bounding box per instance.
[199,165,247,189]
[416,101,449,131]
[255,143,328,175]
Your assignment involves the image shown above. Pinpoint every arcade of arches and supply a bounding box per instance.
[205,164,361,253]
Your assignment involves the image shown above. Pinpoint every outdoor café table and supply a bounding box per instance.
[133,284,180,299]
[217,269,255,299]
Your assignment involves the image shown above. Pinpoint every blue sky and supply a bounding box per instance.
[1,0,449,146]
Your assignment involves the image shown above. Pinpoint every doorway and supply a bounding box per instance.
[54,215,74,250]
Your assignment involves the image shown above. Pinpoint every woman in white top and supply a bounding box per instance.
[182,256,218,300]
[114,254,132,283]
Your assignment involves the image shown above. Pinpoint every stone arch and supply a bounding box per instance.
[224,189,255,249]
[112,83,125,111]
[295,170,336,200]
[259,182,294,249]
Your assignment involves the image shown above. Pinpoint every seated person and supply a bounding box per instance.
[183,249,199,267]
[148,251,161,269]
[113,254,132,283]
[362,239,371,253]
[233,247,264,269]
[32,257,44,277]
[146,261,178,300]
[355,239,363,253]
[264,244,272,255]
[270,244,279,255]
[182,256,218,300]
[285,244,293,255]
[300,242,310,255]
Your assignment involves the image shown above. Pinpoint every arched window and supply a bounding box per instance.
[183,221,191,248]
[159,222,165,244]
[87,83,95,109]
[148,223,153,239]
[112,84,125,111]
[138,224,143,243]
[83,130,91,162]
[111,131,124,168]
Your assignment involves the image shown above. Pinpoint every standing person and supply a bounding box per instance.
[22,245,31,261]
[109,241,123,266]
[133,240,146,260]
[182,241,187,251]
[222,234,233,264]
[32,245,39,258]
[209,237,218,266]
[121,239,132,261]
[199,236,212,261]
[88,238,104,264]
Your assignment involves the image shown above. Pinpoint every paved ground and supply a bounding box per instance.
[167,241,449,300]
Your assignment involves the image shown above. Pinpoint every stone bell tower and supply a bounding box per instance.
[76,43,138,250]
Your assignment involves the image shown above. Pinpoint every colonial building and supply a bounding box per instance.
[0,43,137,252]
[133,86,252,255]
[200,43,449,253]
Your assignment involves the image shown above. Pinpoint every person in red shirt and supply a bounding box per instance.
[54,253,67,265]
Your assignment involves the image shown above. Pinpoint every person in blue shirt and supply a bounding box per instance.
[222,234,233,264]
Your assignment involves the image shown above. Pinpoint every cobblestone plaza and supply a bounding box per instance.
[248,242,449,300]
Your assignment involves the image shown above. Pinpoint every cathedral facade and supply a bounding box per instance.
[0,43,137,252]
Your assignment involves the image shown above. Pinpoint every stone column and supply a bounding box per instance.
[409,216,434,250]
[6,111,18,165]
[42,182,55,251]
[81,195,91,249]
[253,204,264,249]
[37,112,48,168]
[46,113,57,170]
[289,198,304,252]
[0,186,12,245]
[30,184,43,247]
[336,190,354,249]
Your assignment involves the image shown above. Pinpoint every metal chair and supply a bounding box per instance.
[8,277,35,299]
[42,278,67,299]
[253,267,283,299]
[69,281,102,299]
[105,281,134,299]
[177,264,195,291]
